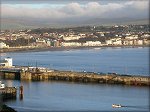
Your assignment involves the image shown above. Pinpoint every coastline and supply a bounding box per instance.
[0,45,149,53]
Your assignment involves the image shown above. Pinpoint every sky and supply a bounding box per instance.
[0,0,149,27]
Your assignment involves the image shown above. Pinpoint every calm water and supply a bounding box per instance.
[4,80,150,112]
[1,47,149,76]
[1,47,150,111]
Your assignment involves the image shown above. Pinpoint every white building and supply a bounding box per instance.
[106,38,122,45]
[0,42,9,48]
[125,35,138,40]
[62,42,82,47]
[0,81,5,89]
[83,41,102,46]
[112,39,122,45]
[123,40,134,45]
[36,39,46,43]
[0,57,13,67]
[106,40,113,45]
[63,35,81,41]
[137,40,143,45]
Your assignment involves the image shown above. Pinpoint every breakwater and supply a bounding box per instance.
[0,67,150,86]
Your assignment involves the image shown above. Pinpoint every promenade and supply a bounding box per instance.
[0,45,149,53]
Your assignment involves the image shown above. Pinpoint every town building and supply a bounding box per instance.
[0,42,9,48]
[105,38,122,45]
[125,35,138,39]
[0,81,5,89]
[0,57,13,67]
[83,41,102,46]
[62,42,82,47]
[63,35,81,41]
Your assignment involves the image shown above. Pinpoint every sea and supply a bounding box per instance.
[1,47,150,112]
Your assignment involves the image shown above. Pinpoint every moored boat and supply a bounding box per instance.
[112,104,122,108]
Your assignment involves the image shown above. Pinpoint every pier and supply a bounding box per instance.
[0,79,23,101]
[0,67,150,86]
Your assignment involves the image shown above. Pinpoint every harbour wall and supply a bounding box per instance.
[0,70,150,86]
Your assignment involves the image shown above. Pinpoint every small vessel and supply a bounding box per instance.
[112,104,122,108]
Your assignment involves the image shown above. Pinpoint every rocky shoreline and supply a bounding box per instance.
[0,45,149,53]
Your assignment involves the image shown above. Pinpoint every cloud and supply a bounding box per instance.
[125,1,149,10]
[1,1,149,22]
[60,3,84,16]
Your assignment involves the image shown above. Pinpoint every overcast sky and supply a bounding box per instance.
[1,0,149,26]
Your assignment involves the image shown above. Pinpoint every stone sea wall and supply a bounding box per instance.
[1,70,149,86]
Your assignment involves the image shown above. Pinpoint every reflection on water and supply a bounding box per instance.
[122,105,150,109]
[4,80,149,111]
[2,47,149,111]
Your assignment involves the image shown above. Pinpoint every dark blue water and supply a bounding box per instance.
[2,47,149,76]
[2,47,150,111]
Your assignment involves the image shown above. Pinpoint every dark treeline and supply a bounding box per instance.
[28,25,149,34]
[3,38,35,47]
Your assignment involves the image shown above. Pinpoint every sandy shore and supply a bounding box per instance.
[0,45,149,53]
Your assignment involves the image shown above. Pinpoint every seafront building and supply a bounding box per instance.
[0,42,9,48]
[0,25,149,48]
[0,57,13,67]
[63,34,81,41]
[0,81,5,89]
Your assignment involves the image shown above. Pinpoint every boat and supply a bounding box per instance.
[112,104,122,108]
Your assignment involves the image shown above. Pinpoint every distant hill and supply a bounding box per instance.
[1,18,40,30]
[0,18,149,30]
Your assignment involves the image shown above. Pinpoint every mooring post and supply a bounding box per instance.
[19,86,23,100]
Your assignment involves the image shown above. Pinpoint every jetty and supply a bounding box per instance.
[0,81,17,101]
[0,81,23,101]
[0,66,150,86]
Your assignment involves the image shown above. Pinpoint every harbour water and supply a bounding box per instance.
[3,80,150,112]
[1,47,150,111]
[2,47,149,76]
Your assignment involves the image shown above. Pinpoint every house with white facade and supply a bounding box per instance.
[0,57,13,67]
[0,42,9,48]
[62,42,82,47]
[137,40,144,45]
[105,40,113,45]
[125,35,138,39]
[112,38,122,45]
[83,41,102,46]
[106,38,122,45]
[63,35,81,41]
[0,81,5,89]
[123,39,134,45]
